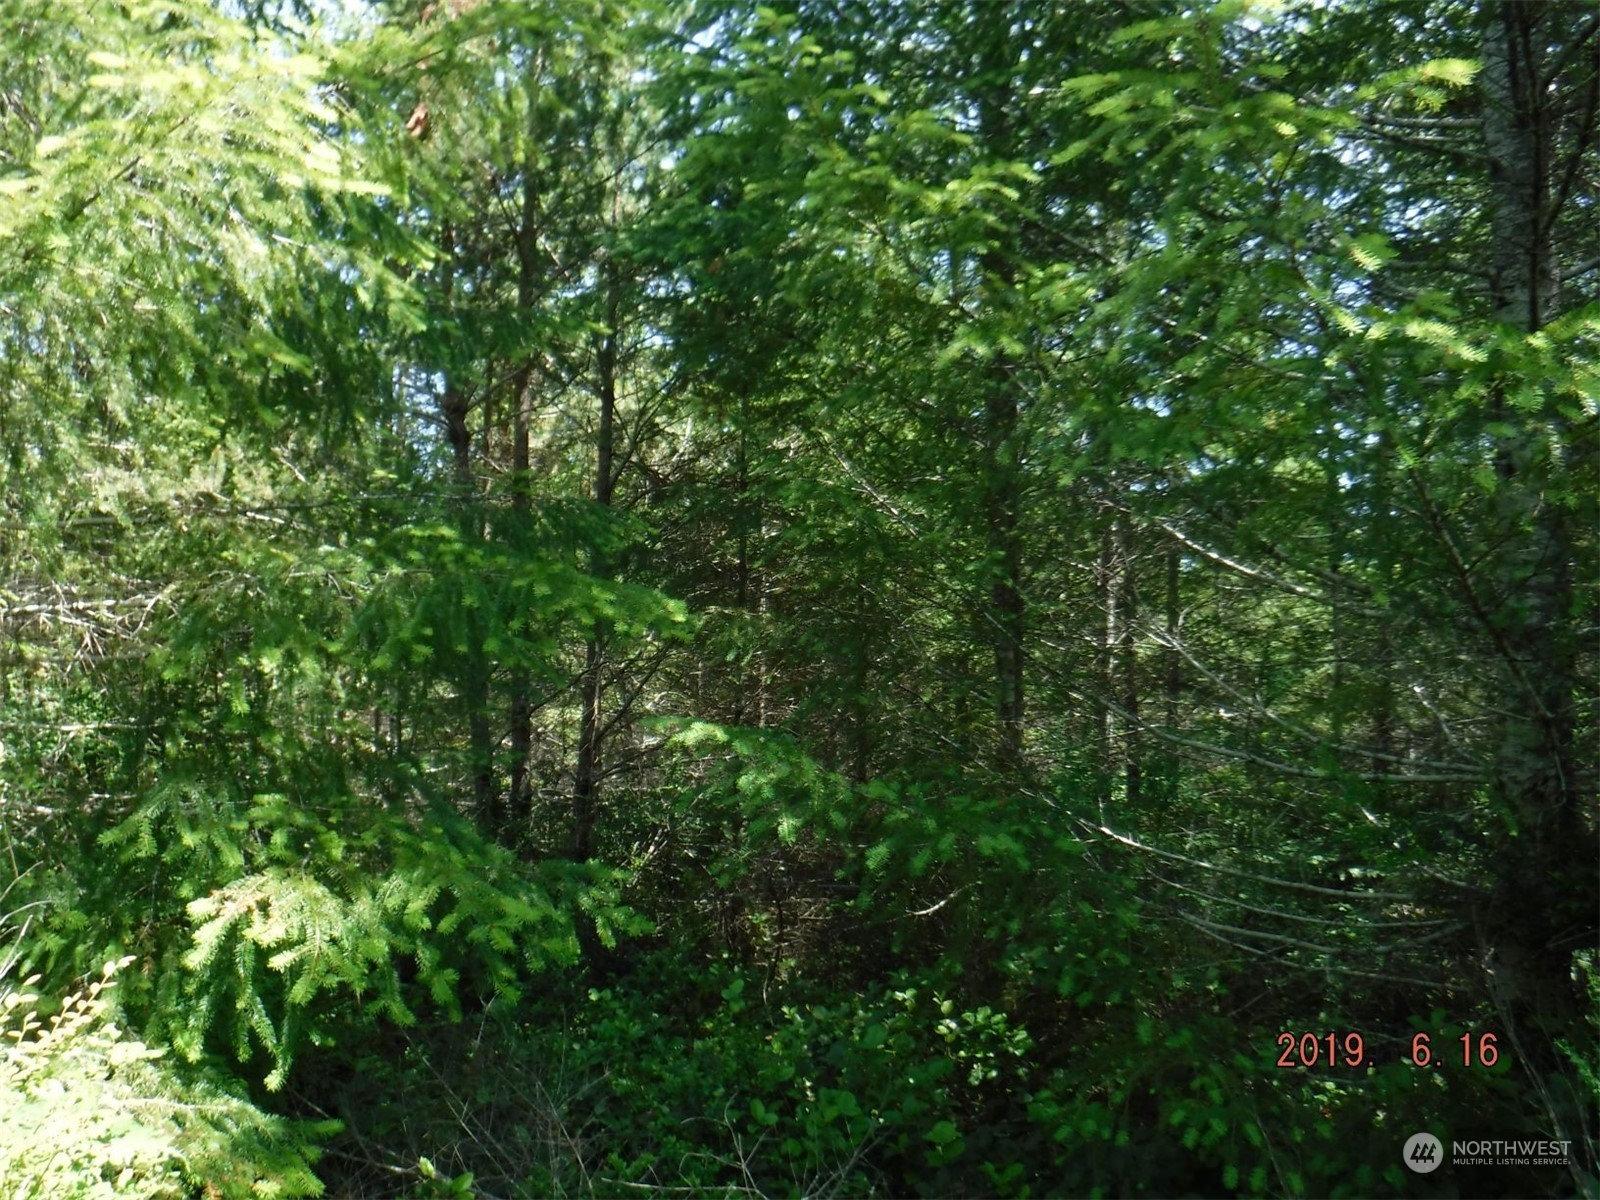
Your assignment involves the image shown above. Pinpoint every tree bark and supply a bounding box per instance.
[1096,517,1115,810]
[1115,511,1141,805]
[437,222,497,826]
[1477,0,1593,1168]
[851,575,871,785]
[572,264,617,863]
[443,381,496,826]
[1163,542,1181,731]
[507,156,539,836]
[977,31,1025,771]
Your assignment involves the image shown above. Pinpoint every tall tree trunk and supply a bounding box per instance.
[1115,511,1141,805]
[1096,517,1115,811]
[851,576,871,785]
[985,370,1025,767]
[438,223,497,826]
[1478,0,1592,1167]
[508,160,539,836]
[1368,434,1396,774]
[573,266,617,863]
[1163,542,1181,732]
[572,640,603,862]
[733,419,752,727]
[444,380,496,826]
[977,33,1025,772]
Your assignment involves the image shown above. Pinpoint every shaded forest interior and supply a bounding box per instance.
[0,0,1596,1196]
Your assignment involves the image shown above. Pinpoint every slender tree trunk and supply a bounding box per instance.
[731,408,761,728]
[438,222,497,824]
[1368,435,1395,774]
[1096,517,1115,810]
[1163,542,1181,731]
[572,641,603,861]
[977,36,1025,771]
[851,576,871,785]
[573,266,617,863]
[755,543,769,728]
[732,427,749,727]
[508,161,539,835]
[1115,512,1141,805]
[1328,464,1347,754]
[444,382,496,824]
[985,373,1025,767]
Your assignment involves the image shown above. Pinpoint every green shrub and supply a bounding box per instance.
[0,958,330,1199]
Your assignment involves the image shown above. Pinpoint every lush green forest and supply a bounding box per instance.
[0,0,1595,1195]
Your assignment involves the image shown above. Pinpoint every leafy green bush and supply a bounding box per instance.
[0,958,329,1199]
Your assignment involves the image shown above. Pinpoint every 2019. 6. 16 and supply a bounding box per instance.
[1273,1030,1506,1069]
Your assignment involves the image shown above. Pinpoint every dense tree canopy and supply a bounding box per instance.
[0,0,1594,1196]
